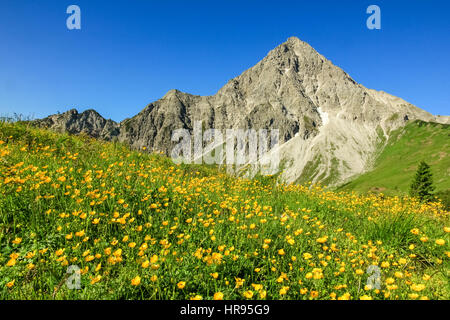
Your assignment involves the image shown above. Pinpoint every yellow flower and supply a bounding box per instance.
[151,264,160,270]
[75,230,85,237]
[131,276,141,286]
[210,272,218,279]
[190,295,202,300]
[359,295,372,300]
[243,290,254,299]
[177,281,186,289]
[278,249,285,256]
[303,252,312,260]
[6,259,16,267]
[213,292,224,300]
[25,251,36,259]
[279,286,289,295]
[435,239,445,246]
[91,275,102,284]
[444,226,450,233]
[251,283,263,291]
[12,237,22,244]
[141,260,150,268]
[316,236,328,244]
[410,284,426,292]
[259,290,267,299]
[85,255,95,262]
[150,275,158,282]
[6,279,15,288]
[338,292,351,300]
[410,228,420,235]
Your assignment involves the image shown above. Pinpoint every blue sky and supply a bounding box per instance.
[0,0,449,121]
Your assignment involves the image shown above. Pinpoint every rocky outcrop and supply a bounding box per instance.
[33,109,120,140]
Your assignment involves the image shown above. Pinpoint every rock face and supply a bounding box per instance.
[33,109,120,140]
[33,37,450,186]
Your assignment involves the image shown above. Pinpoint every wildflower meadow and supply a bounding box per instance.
[0,122,448,300]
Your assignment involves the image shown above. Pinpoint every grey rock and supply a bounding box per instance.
[32,36,449,186]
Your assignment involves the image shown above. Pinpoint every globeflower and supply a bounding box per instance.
[410,284,426,292]
[303,253,312,260]
[177,281,186,289]
[279,286,289,295]
[213,292,224,300]
[6,279,15,288]
[131,276,141,286]
[6,259,16,267]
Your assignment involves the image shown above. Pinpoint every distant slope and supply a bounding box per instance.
[338,120,449,195]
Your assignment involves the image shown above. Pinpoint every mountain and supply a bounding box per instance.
[32,36,449,186]
[33,108,120,140]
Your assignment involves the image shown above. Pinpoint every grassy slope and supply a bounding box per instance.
[0,122,448,300]
[338,120,450,196]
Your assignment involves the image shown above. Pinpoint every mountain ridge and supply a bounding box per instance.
[32,36,450,186]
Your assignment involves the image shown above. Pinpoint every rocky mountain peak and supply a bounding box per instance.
[33,37,449,186]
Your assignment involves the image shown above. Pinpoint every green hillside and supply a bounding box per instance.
[0,121,448,300]
[338,120,449,198]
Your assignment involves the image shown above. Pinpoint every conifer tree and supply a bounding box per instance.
[409,161,435,202]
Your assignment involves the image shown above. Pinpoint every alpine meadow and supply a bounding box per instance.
[0,121,448,300]
[0,2,449,303]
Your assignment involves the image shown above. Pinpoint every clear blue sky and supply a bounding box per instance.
[0,0,449,121]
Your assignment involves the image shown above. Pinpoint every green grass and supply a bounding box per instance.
[0,121,448,300]
[338,120,450,197]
